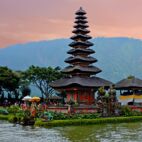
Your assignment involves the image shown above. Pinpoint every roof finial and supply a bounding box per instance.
[80,7,83,10]
[76,7,86,15]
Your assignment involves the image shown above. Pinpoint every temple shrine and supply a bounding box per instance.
[50,7,112,106]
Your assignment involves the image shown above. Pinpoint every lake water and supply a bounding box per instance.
[0,120,142,142]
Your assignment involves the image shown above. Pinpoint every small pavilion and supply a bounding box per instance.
[115,76,142,105]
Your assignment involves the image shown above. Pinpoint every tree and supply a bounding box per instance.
[21,87,31,97]
[14,70,31,99]
[24,66,64,99]
[0,66,20,102]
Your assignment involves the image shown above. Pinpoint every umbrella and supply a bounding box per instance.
[22,96,32,101]
[31,96,41,102]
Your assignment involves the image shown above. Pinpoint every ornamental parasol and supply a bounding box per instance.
[30,96,41,102]
[22,96,32,101]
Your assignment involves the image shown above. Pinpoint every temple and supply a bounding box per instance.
[50,7,112,106]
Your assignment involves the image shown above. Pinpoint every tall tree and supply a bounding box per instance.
[24,66,63,98]
[0,66,20,101]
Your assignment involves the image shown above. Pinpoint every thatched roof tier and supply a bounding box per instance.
[69,41,93,47]
[72,28,90,34]
[62,65,102,74]
[71,34,91,40]
[69,44,91,49]
[115,77,142,89]
[74,24,89,29]
[49,76,113,89]
[75,15,87,19]
[75,7,86,15]
[67,48,95,55]
[65,56,97,63]
[75,19,88,24]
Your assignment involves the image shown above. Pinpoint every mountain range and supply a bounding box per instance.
[0,37,142,83]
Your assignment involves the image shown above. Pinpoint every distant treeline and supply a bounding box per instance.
[0,66,64,105]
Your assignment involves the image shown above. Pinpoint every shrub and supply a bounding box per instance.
[121,106,132,116]
[8,115,16,122]
[0,108,9,115]
[7,105,21,114]
[43,112,101,120]
[120,106,142,116]
[0,114,9,120]
[35,116,142,128]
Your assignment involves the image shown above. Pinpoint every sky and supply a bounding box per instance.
[0,0,142,48]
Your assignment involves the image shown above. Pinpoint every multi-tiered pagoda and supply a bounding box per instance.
[50,7,112,105]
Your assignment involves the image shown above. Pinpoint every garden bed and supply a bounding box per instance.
[1,105,142,128]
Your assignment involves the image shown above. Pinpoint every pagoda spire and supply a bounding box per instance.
[63,7,101,76]
[49,8,112,105]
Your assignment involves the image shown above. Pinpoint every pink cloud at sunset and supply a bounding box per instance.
[0,0,142,47]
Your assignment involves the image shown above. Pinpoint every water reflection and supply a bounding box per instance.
[0,121,68,142]
[1,120,142,142]
[59,123,142,142]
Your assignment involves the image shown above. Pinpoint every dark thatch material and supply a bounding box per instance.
[65,56,97,63]
[72,28,90,34]
[67,48,95,54]
[74,24,89,29]
[74,22,88,26]
[62,65,101,74]
[75,19,88,24]
[49,76,113,88]
[75,15,87,19]
[69,41,93,47]
[71,34,91,40]
[115,77,142,89]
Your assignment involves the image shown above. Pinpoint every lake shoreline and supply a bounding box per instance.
[1,114,142,128]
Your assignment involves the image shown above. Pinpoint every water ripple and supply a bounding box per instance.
[1,120,142,142]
